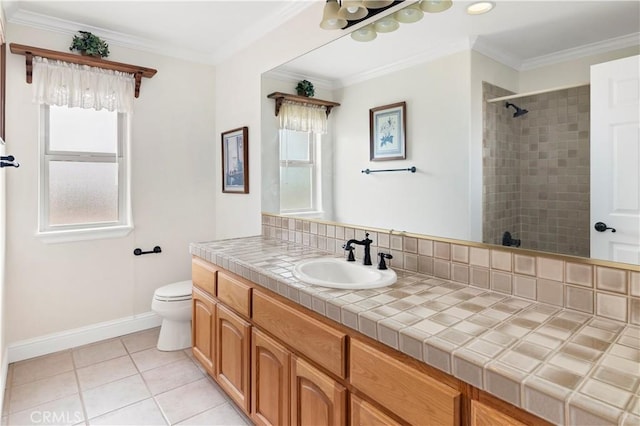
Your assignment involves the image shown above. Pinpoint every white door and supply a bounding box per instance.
[590,55,640,264]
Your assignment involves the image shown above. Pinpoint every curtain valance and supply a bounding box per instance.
[32,56,135,113]
[278,100,328,134]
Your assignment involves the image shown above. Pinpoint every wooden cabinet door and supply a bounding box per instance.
[216,304,251,414]
[350,394,402,426]
[192,287,216,375]
[470,400,526,426]
[291,356,346,426]
[251,328,291,426]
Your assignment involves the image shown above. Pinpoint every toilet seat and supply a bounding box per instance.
[154,280,192,302]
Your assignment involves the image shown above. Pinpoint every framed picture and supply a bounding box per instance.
[369,101,406,161]
[221,127,249,194]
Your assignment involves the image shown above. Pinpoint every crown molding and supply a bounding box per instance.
[8,9,216,64]
[338,37,474,88]
[471,37,521,71]
[263,68,336,91]
[519,32,640,71]
[6,3,315,65]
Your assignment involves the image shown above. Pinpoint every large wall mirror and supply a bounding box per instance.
[262,1,640,266]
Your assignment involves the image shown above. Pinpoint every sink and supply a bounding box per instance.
[292,258,397,290]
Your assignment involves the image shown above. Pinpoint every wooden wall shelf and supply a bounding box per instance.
[267,92,340,117]
[9,43,157,98]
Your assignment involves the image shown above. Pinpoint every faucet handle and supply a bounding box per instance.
[343,244,356,261]
[377,252,393,270]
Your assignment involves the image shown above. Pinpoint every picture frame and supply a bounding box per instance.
[221,126,249,194]
[369,101,407,161]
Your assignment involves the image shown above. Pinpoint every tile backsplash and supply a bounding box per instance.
[261,213,640,325]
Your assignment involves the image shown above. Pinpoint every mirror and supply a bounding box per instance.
[261,1,640,265]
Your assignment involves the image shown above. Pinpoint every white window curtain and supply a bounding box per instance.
[278,100,327,134]
[32,57,135,113]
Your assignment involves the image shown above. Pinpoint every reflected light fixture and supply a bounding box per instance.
[466,1,494,15]
[420,0,452,13]
[321,0,454,42]
[394,3,424,23]
[351,24,378,42]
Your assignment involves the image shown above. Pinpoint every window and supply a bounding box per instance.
[279,129,322,214]
[38,105,131,242]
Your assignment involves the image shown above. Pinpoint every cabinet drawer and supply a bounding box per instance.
[192,257,217,295]
[218,271,252,317]
[471,400,526,426]
[350,339,460,426]
[252,291,347,379]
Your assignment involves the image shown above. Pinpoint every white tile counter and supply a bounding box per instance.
[190,236,640,426]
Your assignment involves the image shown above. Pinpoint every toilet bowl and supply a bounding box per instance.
[151,280,193,351]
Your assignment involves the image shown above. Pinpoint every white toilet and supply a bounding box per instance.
[151,280,193,351]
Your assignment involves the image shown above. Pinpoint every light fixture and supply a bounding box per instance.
[324,0,455,43]
[373,15,400,33]
[394,3,424,24]
[338,0,368,20]
[320,0,347,30]
[420,0,452,13]
[466,1,494,15]
[351,24,378,42]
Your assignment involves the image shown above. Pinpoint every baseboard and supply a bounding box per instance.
[0,347,8,418]
[7,311,162,363]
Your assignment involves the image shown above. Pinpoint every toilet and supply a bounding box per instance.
[151,280,193,351]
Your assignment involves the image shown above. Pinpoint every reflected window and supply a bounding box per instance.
[279,129,321,213]
[39,105,129,233]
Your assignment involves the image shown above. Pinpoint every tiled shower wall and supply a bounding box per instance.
[261,213,640,326]
[483,83,591,258]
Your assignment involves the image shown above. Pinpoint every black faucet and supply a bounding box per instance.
[343,232,373,265]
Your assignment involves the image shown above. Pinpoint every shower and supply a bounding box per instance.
[505,102,528,118]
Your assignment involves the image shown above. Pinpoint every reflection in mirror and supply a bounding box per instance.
[262,1,640,265]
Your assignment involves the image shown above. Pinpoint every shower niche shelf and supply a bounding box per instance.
[486,82,589,103]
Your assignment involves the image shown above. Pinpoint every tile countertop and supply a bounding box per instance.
[190,236,640,426]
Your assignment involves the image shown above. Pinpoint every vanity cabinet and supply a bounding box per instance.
[291,355,347,426]
[191,286,216,375]
[191,256,549,426]
[470,400,526,426]
[350,394,402,426]
[251,328,291,426]
[216,303,251,414]
[350,338,460,425]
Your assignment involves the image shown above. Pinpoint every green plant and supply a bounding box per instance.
[295,80,315,97]
[69,31,110,58]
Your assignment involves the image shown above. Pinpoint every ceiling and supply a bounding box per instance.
[3,0,640,82]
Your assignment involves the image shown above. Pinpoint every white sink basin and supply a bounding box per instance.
[292,258,397,290]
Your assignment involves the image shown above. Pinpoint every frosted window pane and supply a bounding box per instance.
[49,106,117,153]
[280,130,310,161]
[280,166,312,211]
[49,161,118,226]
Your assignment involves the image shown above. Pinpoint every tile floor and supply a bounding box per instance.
[1,328,252,425]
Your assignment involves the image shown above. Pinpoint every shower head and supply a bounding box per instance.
[505,102,529,118]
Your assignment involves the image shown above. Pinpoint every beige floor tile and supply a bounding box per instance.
[11,351,74,387]
[9,371,78,414]
[88,398,167,425]
[73,340,128,368]
[155,378,227,424]
[82,374,150,420]
[121,328,160,354]
[130,348,186,372]
[141,358,204,395]
[7,394,84,426]
[177,402,250,426]
[76,356,138,391]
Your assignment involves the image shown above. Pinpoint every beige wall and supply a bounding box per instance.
[5,24,217,342]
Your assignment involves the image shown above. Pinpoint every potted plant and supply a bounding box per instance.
[69,31,110,58]
[295,80,315,97]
